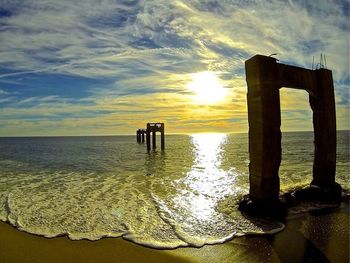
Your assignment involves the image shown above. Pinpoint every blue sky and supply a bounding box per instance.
[0,0,349,135]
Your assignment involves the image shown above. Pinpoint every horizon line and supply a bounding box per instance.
[0,129,349,138]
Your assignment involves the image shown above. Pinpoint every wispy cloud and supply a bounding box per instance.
[0,0,349,135]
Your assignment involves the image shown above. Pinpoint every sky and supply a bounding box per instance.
[0,0,349,136]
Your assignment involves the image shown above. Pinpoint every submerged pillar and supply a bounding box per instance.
[152,130,156,149]
[142,132,145,143]
[161,125,165,150]
[136,130,141,143]
[146,124,151,151]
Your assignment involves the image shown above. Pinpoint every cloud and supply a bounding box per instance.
[0,88,9,95]
[0,0,349,135]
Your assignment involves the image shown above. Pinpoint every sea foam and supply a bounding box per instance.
[0,133,348,248]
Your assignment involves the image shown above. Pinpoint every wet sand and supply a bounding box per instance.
[0,203,348,263]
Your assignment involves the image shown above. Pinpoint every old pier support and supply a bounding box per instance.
[136,130,140,143]
[136,129,146,143]
[239,55,341,217]
[146,123,165,151]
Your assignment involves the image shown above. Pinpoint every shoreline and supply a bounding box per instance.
[0,202,348,263]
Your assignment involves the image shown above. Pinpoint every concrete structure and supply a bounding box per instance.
[239,55,341,216]
[136,129,146,143]
[146,123,165,151]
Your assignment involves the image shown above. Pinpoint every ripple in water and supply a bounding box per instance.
[0,132,348,248]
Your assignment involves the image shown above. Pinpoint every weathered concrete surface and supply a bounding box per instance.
[310,69,337,187]
[245,55,281,204]
[240,54,340,216]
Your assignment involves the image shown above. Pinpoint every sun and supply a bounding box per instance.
[186,71,228,104]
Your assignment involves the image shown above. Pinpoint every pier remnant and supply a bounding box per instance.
[136,130,140,143]
[146,123,165,151]
[239,54,341,217]
[136,129,146,143]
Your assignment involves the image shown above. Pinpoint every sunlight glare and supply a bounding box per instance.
[173,133,235,221]
[186,71,228,104]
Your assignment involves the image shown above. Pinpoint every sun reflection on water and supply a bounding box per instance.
[173,133,235,222]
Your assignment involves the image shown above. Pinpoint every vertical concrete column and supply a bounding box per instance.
[245,55,281,203]
[161,124,165,150]
[152,130,156,149]
[146,125,151,151]
[310,69,337,187]
[137,130,141,143]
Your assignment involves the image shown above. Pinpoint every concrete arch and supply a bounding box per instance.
[240,55,340,215]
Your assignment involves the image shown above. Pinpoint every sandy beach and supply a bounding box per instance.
[0,202,348,263]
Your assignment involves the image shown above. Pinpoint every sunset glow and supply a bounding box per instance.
[187,72,228,105]
[0,1,348,135]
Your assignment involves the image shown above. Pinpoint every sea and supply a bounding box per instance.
[0,131,349,248]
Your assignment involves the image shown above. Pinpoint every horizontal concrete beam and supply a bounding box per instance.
[277,63,317,97]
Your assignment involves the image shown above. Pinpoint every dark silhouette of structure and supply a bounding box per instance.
[136,129,146,143]
[239,55,342,217]
[146,123,165,151]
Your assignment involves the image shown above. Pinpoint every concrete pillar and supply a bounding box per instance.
[146,124,151,151]
[152,131,156,149]
[161,127,165,150]
[310,69,337,187]
[137,130,141,143]
[245,55,281,203]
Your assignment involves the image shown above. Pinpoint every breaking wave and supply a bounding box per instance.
[0,132,348,248]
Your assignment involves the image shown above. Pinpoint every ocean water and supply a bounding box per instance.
[0,131,348,248]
